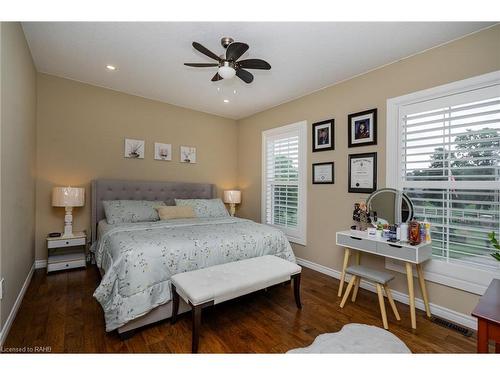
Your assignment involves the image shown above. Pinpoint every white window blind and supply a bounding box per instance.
[262,121,307,245]
[399,84,500,270]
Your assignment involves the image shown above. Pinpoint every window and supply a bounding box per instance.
[262,121,307,245]
[387,71,500,293]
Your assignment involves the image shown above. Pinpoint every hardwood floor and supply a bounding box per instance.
[3,266,476,353]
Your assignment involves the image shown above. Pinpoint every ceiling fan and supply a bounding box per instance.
[184,37,271,84]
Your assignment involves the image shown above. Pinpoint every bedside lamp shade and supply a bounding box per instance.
[224,190,241,204]
[224,190,241,217]
[52,187,85,238]
[52,187,85,207]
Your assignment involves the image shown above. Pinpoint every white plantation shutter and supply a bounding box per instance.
[262,121,307,245]
[398,84,500,270]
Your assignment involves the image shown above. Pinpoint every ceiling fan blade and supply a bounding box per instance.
[236,69,254,84]
[184,63,219,67]
[211,72,223,82]
[237,59,271,70]
[226,42,249,61]
[192,42,221,62]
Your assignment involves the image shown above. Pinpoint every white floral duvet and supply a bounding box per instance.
[92,217,295,331]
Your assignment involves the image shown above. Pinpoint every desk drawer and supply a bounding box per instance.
[377,242,417,262]
[337,233,377,252]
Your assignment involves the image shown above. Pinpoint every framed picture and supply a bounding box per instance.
[312,162,334,184]
[180,146,196,163]
[124,138,144,159]
[348,108,377,147]
[348,152,377,193]
[312,119,334,152]
[154,143,172,161]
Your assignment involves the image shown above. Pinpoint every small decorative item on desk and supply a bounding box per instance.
[409,220,421,245]
[223,190,241,217]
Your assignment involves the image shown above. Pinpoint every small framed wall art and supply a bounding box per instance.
[124,138,145,159]
[348,152,377,193]
[312,162,334,184]
[180,146,197,163]
[154,143,172,161]
[312,119,335,152]
[348,108,377,147]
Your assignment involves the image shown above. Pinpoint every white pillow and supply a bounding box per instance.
[174,198,229,218]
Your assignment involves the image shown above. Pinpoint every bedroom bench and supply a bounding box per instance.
[170,255,302,353]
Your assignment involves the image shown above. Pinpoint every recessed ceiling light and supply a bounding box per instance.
[106,65,116,71]
[223,99,229,103]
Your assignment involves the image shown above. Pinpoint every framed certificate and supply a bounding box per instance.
[348,152,377,193]
[313,162,334,184]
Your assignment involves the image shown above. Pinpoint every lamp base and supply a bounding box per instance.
[63,206,74,237]
[229,203,236,217]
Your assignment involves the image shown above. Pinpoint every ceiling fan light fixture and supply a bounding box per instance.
[218,61,236,80]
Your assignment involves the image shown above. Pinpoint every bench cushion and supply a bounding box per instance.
[171,255,301,306]
[346,265,394,284]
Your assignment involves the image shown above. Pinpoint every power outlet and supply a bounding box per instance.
[0,278,4,300]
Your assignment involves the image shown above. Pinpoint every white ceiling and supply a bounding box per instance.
[22,22,494,119]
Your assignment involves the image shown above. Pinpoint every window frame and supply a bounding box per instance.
[261,121,308,246]
[386,71,500,295]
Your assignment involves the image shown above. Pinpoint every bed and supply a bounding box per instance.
[90,179,296,336]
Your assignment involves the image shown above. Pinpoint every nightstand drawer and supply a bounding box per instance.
[47,251,86,272]
[47,237,86,249]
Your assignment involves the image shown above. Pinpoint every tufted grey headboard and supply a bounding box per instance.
[91,179,216,243]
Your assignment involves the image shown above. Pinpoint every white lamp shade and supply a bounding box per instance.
[218,62,236,79]
[52,187,85,207]
[224,190,241,204]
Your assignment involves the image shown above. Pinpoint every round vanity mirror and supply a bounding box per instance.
[366,188,414,226]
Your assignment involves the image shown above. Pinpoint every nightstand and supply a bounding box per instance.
[46,232,87,273]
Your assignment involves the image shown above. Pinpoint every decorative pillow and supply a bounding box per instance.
[174,198,229,218]
[102,200,166,224]
[156,205,196,220]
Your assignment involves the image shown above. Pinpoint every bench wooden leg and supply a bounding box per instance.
[376,283,389,330]
[190,301,214,353]
[292,273,302,309]
[191,304,202,353]
[340,275,357,308]
[171,284,179,324]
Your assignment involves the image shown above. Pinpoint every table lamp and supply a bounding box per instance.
[224,190,241,217]
[52,186,85,238]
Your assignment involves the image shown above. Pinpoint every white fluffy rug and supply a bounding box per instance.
[287,323,411,353]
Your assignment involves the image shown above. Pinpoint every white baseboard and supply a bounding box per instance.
[296,257,478,330]
[35,259,47,269]
[0,262,35,348]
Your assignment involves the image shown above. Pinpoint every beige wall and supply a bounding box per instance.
[237,25,500,316]
[0,22,37,329]
[35,74,238,260]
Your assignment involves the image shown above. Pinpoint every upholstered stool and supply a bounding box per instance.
[340,265,400,329]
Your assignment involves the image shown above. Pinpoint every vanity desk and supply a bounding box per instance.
[336,230,432,329]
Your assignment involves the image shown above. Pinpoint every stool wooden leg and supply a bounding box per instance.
[351,252,361,302]
[171,285,179,324]
[338,248,351,297]
[376,283,389,330]
[351,278,361,302]
[292,273,302,309]
[340,275,357,308]
[384,285,401,321]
